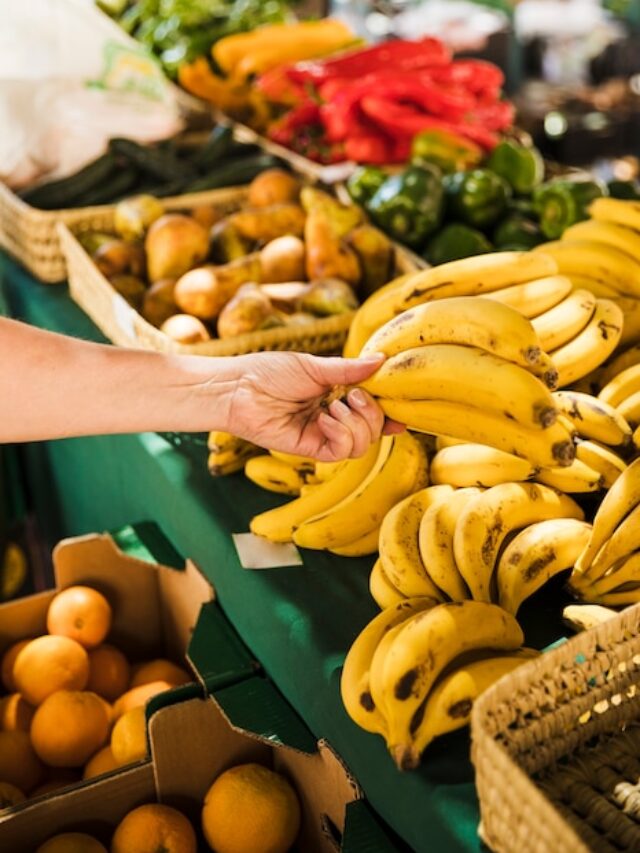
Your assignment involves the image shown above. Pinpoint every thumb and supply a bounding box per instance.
[309,353,385,387]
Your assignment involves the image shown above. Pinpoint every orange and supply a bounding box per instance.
[0,730,45,792]
[36,833,107,853]
[111,706,147,767]
[112,681,173,720]
[1,638,33,692]
[0,692,35,731]
[87,644,130,702]
[0,780,25,808]
[130,659,191,689]
[46,586,112,649]
[201,763,301,853]
[83,744,118,780]
[111,803,196,853]
[31,690,110,767]
[30,769,80,797]
[13,636,89,706]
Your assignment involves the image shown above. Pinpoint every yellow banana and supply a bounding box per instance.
[533,239,640,297]
[377,601,524,768]
[575,586,640,606]
[363,345,557,428]
[599,363,640,407]
[269,449,316,470]
[379,486,454,600]
[562,603,616,632]
[597,343,640,388]
[563,219,640,261]
[293,433,427,550]
[497,518,592,614]
[616,390,640,427]
[550,298,623,388]
[430,443,535,487]
[418,488,481,601]
[584,500,640,580]
[536,460,603,493]
[244,455,305,496]
[394,251,558,312]
[531,289,596,352]
[453,482,583,601]
[482,275,572,318]
[360,296,552,381]
[616,296,640,348]
[574,457,640,575]
[207,430,255,454]
[434,435,469,450]
[586,552,640,597]
[369,558,407,609]
[340,597,440,735]
[343,274,412,358]
[575,440,627,488]
[314,460,344,481]
[552,390,632,446]
[589,197,640,233]
[568,275,621,299]
[378,398,575,470]
[330,526,380,557]
[250,440,380,542]
[402,652,534,766]
[635,425,640,449]
[208,446,262,477]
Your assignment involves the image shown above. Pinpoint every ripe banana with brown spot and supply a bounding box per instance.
[430,443,536,488]
[575,440,627,488]
[482,275,572,318]
[340,597,440,736]
[552,390,632,446]
[418,488,481,601]
[379,398,575,470]
[330,526,380,557]
[244,455,306,495]
[293,432,427,550]
[589,197,640,233]
[574,457,640,576]
[250,439,380,542]
[370,558,407,609]
[379,485,454,600]
[532,289,596,352]
[549,298,623,388]
[394,251,558,312]
[497,517,592,615]
[536,459,604,493]
[453,482,584,602]
[374,601,524,768]
[360,296,552,381]
[533,239,640,297]
[207,431,262,476]
[401,651,536,766]
[363,345,558,428]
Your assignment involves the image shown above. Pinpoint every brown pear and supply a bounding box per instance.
[141,279,177,327]
[145,214,209,283]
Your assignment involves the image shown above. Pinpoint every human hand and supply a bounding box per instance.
[225,351,404,461]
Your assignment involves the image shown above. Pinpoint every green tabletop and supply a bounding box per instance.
[1,252,567,852]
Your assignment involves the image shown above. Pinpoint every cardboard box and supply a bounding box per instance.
[0,677,397,852]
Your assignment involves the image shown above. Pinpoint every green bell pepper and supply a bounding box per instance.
[367,164,444,249]
[410,129,483,174]
[346,166,388,207]
[424,224,493,265]
[493,214,544,250]
[533,178,606,239]
[442,169,511,230]
[607,180,640,200]
[486,140,544,195]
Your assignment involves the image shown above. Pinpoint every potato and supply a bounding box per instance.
[259,236,306,283]
[161,314,211,344]
[141,279,177,328]
[217,284,283,339]
[248,169,301,207]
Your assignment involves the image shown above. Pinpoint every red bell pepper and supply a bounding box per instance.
[267,101,322,145]
[428,60,504,99]
[344,134,395,165]
[256,67,307,106]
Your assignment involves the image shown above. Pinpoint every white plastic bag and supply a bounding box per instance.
[0,0,185,188]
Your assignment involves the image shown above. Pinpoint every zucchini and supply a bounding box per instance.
[190,125,235,171]
[181,153,282,193]
[72,165,140,206]
[20,153,118,210]
[108,138,196,182]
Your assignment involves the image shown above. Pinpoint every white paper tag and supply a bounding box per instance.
[232,532,303,570]
[112,294,137,342]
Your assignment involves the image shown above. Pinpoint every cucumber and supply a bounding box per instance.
[190,125,235,171]
[20,153,118,210]
[72,166,141,206]
[108,138,196,182]
[181,153,282,193]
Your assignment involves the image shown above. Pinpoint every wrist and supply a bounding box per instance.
[161,354,240,434]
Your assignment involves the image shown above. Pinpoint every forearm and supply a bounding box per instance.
[0,318,238,442]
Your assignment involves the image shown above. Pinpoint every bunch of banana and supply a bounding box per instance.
[340,599,528,768]
[343,251,559,357]
[250,432,428,553]
[358,296,579,470]
[244,451,317,496]
[570,457,640,605]
[207,431,262,476]
[599,363,640,435]
[430,444,537,488]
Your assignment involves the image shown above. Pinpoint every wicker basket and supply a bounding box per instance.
[60,185,419,357]
[471,603,640,853]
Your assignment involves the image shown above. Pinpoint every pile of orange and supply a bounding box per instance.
[0,585,192,805]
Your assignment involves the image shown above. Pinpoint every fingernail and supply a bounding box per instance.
[361,351,385,362]
[348,388,367,408]
[330,399,350,417]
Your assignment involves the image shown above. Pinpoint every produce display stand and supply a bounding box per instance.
[0,250,582,853]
